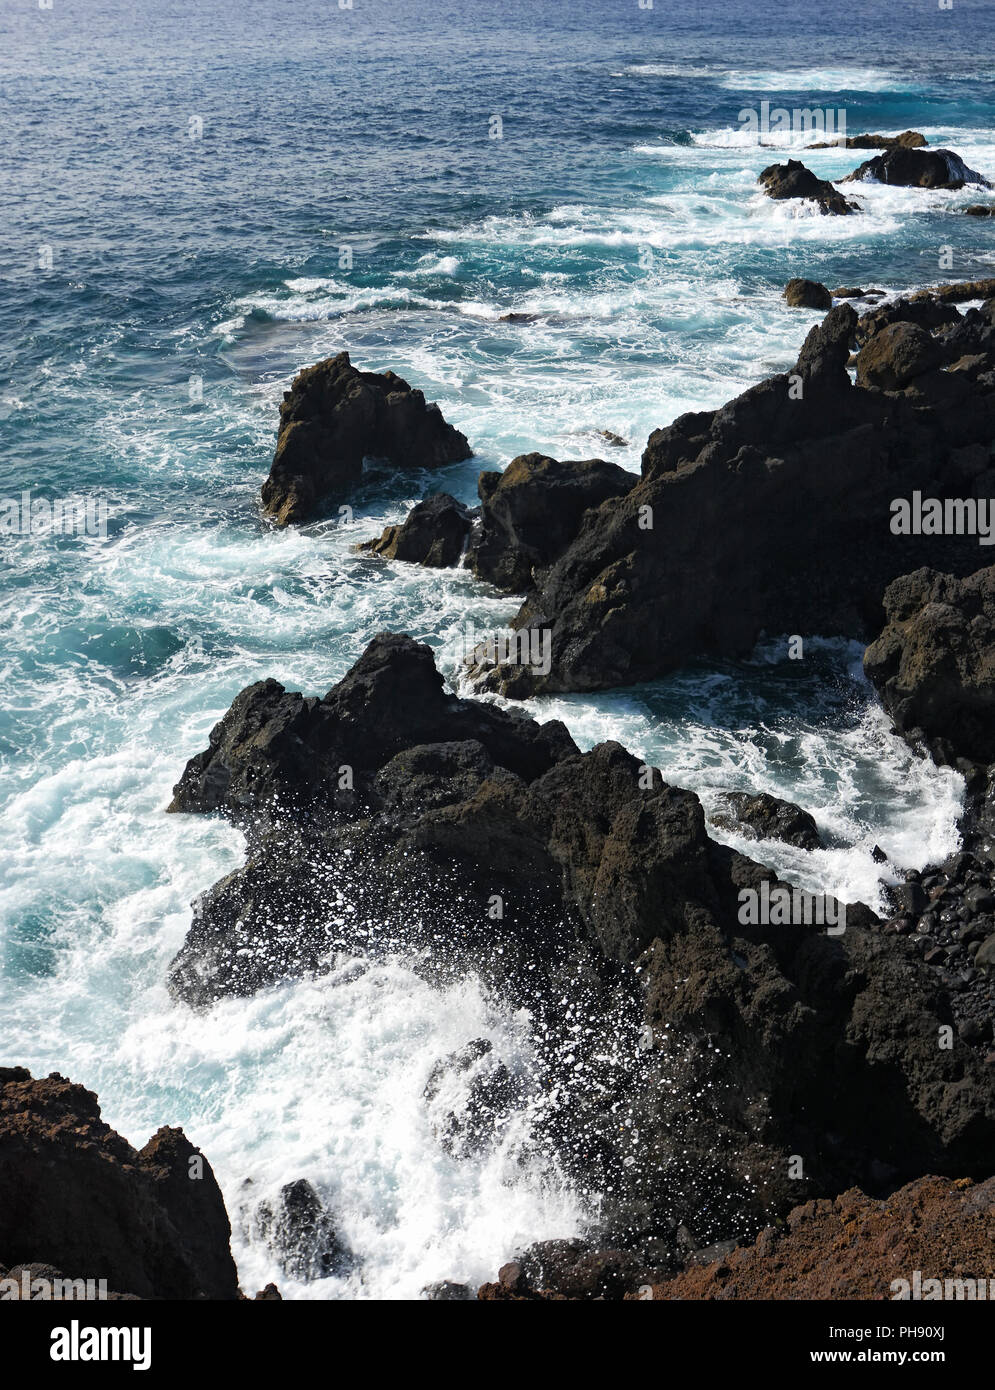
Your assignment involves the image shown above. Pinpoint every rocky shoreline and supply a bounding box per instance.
[7,135,995,1300]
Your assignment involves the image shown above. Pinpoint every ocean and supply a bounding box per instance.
[0,0,991,1297]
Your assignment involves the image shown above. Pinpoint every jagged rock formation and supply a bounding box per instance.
[0,1068,239,1300]
[165,637,995,1252]
[357,452,637,594]
[261,353,472,526]
[469,298,995,697]
[468,453,636,592]
[758,160,859,215]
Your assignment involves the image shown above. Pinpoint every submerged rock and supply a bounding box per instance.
[261,352,472,526]
[808,130,927,151]
[423,1038,521,1158]
[423,1280,474,1300]
[0,1068,238,1300]
[758,160,859,215]
[255,1179,350,1281]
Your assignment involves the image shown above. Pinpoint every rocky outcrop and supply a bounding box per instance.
[166,637,995,1252]
[783,279,832,310]
[469,453,636,592]
[254,1179,351,1281]
[855,322,942,390]
[479,1175,995,1300]
[479,1241,652,1301]
[909,279,995,306]
[758,160,859,215]
[356,454,636,591]
[710,791,822,851]
[0,1068,239,1300]
[808,130,927,151]
[469,297,995,697]
[965,205,995,217]
[864,567,995,767]
[633,1176,995,1299]
[260,353,472,526]
[843,147,991,190]
[359,492,475,567]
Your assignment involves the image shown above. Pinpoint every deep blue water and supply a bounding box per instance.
[0,0,991,1297]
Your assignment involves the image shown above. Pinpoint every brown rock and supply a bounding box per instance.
[635,1176,995,1299]
[784,278,832,310]
[855,321,942,390]
[0,1069,239,1300]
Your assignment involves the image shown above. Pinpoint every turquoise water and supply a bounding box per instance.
[0,0,989,1296]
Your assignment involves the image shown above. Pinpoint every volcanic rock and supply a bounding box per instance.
[359,492,475,567]
[469,453,636,593]
[469,298,995,697]
[166,638,995,1248]
[855,321,943,390]
[758,160,859,215]
[261,352,472,526]
[255,1179,350,1281]
[632,1176,995,1299]
[0,1068,238,1300]
[783,279,832,310]
[843,147,991,189]
[710,791,822,851]
[864,566,995,766]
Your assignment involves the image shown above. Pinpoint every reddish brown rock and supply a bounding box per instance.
[633,1176,995,1299]
[0,1068,239,1300]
